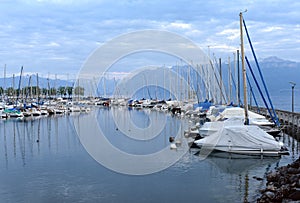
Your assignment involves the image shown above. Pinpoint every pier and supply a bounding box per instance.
[251,106,300,140]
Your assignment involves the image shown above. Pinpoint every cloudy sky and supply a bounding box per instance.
[0,0,299,78]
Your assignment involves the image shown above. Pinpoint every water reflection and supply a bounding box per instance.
[201,152,280,174]
[0,115,82,170]
[0,108,299,203]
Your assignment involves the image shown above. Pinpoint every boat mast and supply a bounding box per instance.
[228,56,232,103]
[240,11,249,125]
[16,66,23,105]
[37,73,40,105]
[233,52,238,105]
[219,58,222,104]
[3,64,6,100]
[237,49,240,106]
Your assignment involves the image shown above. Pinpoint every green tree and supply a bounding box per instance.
[50,87,57,96]
[31,86,41,96]
[0,87,4,95]
[74,86,84,96]
[57,86,66,97]
[66,86,73,98]
[6,87,14,96]
[41,88,48,96]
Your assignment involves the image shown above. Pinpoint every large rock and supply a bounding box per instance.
[258,157,300,202]
[288,190,300,201]
[266,171,280,182]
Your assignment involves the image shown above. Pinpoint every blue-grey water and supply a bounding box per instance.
[0,107,299,203]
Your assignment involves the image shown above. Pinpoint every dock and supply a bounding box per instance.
[251,106,300,140]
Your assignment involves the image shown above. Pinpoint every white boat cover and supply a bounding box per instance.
[216,107,263,119]
[195,121,282,155]
[199,117,244,137]
[212,107,274,126]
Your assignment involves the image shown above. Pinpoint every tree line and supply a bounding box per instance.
[0,86,84,97]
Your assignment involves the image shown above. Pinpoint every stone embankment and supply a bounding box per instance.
[257,157,300,202]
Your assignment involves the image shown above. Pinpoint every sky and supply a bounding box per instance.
[0,0,299,79]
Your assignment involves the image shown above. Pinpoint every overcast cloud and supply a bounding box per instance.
[0,0,299,77]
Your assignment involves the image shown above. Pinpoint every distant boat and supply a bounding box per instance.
[4,109,24,118]
[54,105,66,114]
[30,108,41,117]
[0,104,6,118]
[68,103,81,112]
[0,109,8,119]
[21,109,32,117]
[46,107,56,115]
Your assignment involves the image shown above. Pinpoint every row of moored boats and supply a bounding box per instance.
[0,99,91,119]
[105,98,289,157]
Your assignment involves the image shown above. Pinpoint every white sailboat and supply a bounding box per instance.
[194,12,287,156]
[208,106,274,126]
[194,117,286,156]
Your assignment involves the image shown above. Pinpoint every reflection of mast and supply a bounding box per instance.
[13,122,16,158]
[16,122,26,166]
[25,119,34,156]
[243,173,249,203]
[3,121,8,168]
[66,114,70,149]
[55,117,58,153]
[47,117,51,151]
[37,119,41,153]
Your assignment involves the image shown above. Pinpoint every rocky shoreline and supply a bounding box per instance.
[257,157,300,202]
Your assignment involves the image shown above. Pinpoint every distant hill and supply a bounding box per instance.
[0,56,299,98]
[256,56,300,93]
[0,75,73,89]
[260,56,299,68]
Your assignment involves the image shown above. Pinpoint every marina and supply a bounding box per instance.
[0,106,299,202]
[0,1,300,202]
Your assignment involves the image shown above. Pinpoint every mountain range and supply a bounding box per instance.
[0,56,299,97]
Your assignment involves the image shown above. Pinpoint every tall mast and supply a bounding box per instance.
[228,56,232,103]
[16,66,23,104]
[233,52,238,105]
[240,11,249,125]
[237,49,240,106]
[37,73,39,104]
[30,76,33,100]
[4,64,6,99]
[219,58,222,104]
[12,74,15,102]
[47,73,50,99]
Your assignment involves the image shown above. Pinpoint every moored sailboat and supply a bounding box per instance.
[194,12,287,156]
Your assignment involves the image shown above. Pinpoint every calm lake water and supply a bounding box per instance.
[0,107,299,203]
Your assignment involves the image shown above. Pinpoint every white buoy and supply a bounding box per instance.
[170,143,177,149]
[175,140,182,147]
